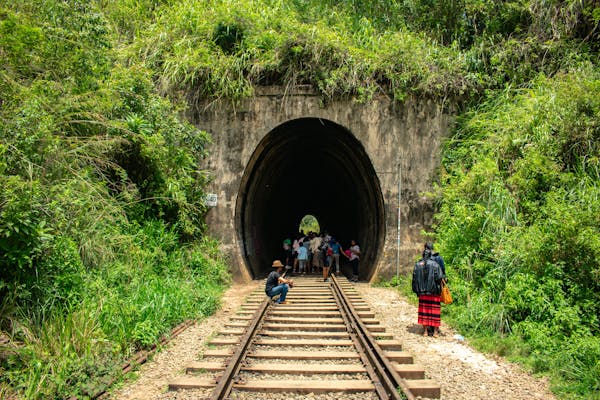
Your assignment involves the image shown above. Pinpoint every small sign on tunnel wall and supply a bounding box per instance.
[204,193,218,207]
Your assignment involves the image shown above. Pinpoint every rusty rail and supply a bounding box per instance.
[92,319,195,399]
[208,296,270,400]
[331,274,416,400]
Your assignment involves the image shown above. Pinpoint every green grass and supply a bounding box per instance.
[1,229,230,399]
[120,0,476,103]
[382,252,600,400]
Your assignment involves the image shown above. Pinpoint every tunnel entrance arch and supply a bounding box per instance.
[236,118,385,280]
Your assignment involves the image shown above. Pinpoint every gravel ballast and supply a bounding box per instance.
[353,283,555,400]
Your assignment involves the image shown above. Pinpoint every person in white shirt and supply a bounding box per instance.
[347,239,361,282]
[310,234,323,275]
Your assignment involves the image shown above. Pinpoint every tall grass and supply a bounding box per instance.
[123,0,474,102]
[1,226,230,399]
[2,1,598,398]
[431,66,600,398]
[0,2,231,398]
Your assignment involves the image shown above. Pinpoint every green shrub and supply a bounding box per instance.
[128,0,477,102]
[0,2,229,398]
[433,66,600,398]
[1,1,598,399]
[2,221,230,399]
[0,176,47,274]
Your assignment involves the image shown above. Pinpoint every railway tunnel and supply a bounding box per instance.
[236,117,385,280]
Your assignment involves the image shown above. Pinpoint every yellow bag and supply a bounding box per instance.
[441,282,453,305]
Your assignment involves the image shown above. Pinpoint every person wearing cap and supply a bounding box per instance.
[265,260,294,304]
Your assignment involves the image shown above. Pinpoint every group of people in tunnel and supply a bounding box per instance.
[282,231,361,283]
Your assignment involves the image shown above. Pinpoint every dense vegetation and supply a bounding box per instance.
[0,2,229,398]
[1,0,598,399]
[434,68,600,399]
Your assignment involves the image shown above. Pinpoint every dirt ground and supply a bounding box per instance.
[354,284,555,400]
[109,280,556,400]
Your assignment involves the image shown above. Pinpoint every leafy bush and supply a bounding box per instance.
[0,2,229,398]
[433,67,600,398]
[1,0,598,399]
[1,220,230,399]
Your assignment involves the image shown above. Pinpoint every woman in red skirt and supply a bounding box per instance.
[412,248,445,337]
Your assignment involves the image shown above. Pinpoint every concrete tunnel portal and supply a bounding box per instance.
[236,118,386,280]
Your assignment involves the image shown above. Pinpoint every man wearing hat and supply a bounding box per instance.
[265,260,294,304]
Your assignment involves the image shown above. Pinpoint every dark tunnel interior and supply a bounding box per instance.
[236,118,385,280]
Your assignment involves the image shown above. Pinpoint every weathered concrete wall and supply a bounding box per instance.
[189,86,454,282]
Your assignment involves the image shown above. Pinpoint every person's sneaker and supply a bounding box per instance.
[278,301,289,305]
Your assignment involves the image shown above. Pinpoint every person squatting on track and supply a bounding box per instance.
[412,247,445,337]
[265,260,294,304]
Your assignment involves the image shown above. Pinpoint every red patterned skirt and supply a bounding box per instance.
[418,294,441,327]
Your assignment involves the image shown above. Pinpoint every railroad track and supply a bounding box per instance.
[168,275,441,399]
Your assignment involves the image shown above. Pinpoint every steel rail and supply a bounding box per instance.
[331,276,392,399]
[208,295,270,400]
[92,320,195,399]
[331,274,416,400]
[209,271,290,399]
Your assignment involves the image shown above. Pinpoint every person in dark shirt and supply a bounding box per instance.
[282,238,293,269]
[412,248,444,337]
[423,242,447,336]
[265,260,294,304]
